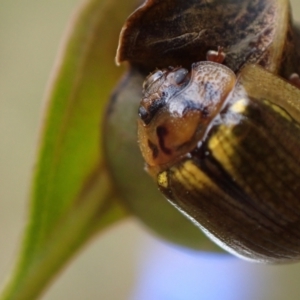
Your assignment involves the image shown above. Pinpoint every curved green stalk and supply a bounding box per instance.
[1,168,127,300]
[0,0,137,298]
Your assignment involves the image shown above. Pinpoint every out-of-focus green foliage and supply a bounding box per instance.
[0,0,136,299]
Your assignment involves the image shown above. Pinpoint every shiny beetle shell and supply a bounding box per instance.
[111,0,300,263]
[137,61,300,263]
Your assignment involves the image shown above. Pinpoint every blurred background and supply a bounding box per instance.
[1,0,300,299]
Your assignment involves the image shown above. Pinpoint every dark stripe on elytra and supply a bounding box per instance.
[172,160,298,258]
[180,158,300,256]
[220,129,300,244]
[243,105,300,217]
[213,123,300,240]
[193,131,300,247]
[220,124,300,224]
[249,99,300,173]
[203,129,300,244]
[260,107,300,180]
[192,142,275,223]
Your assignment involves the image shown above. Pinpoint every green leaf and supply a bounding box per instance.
[0,0,137,299]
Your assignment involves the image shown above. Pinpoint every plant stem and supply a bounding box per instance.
[0,169,128,300]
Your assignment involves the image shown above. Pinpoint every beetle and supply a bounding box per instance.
[137,49,300,263]
[106,0,300,262]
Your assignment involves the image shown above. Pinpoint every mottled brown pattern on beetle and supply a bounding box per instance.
[118,0,280,72]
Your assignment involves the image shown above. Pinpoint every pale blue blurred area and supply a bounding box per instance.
[131,235,300,300]
[132,248,258,300]
[2,0,300,299]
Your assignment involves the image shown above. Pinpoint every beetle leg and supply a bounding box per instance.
[206,46,226,64]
